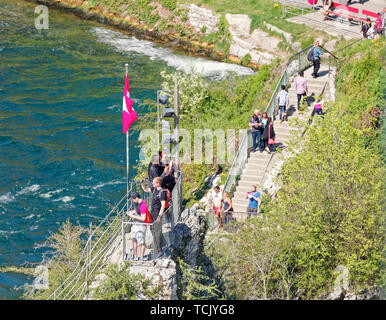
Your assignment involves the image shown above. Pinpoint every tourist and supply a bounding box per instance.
[383,8,386,31]
[314,100,324,118]
[249,109,263,153]
[146,154,162,192]
[311,40,328,78]
[375,12,384,37]
[262,117,275,154]
[223,192,233,225]
[367,22,378,39]
[322,0,333,20]
[295,71,308,111]
[212,185,223,231]
[142,177,167,259]
[261,112,268,131]
[246,185,260,218]
[161,158,176,193]
[126,192,151,261]
[361,18,372,39]
[277,85,289,123]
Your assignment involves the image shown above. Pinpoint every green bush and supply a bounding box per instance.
[177,258,221,299]
[93,263,162,300]
[207,38,385,299]
[160,0,177,11]
[156,64,275,206]
[241,53,251,66]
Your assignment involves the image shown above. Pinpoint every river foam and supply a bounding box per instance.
[92,27,256,80]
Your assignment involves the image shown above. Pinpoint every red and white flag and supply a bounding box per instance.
[122,74,137,133]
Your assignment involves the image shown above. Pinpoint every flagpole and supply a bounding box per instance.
[125,63,129,211]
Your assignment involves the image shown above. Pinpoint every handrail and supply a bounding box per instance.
[47,170,183,300]
[47,191,130,299]
[223,38,362,215]
[223,44,313,195]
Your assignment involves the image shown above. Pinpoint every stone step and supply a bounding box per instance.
[288,84,326,92]
[232,197,252,205]
[235,184,264,195]
[237,179,263,188]
[294,78,328,86]
[232,211,248,221]
[244,162,267,170]
[233,206,249,214]
[249,152,273,160]
[273,124,301,132]
[243,168,266,177]
[232,191,261,200]
[233,200,249,207]
[244,162,268,172]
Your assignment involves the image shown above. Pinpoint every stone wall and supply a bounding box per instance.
[183,4,220,34]
[225,13,281,65]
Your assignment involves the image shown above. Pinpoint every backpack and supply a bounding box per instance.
[307,47,314,62]
[158,189,171,209]
[135,200,152,223]
[144,208,152,223]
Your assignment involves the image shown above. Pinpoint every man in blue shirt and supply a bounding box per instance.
[311,40,327,78]
[246,185,261,218]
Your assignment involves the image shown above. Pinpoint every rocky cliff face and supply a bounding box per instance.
[172,207,216,278]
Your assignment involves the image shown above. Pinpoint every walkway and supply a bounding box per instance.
[231,64,334,220]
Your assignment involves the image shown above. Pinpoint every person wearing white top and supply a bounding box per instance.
[212,186,223,231]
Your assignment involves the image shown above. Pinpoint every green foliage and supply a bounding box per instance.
[160,70,210,121]
[300,36,314,49]
[177,258,221,299]
[182,163,217,207]
[241,53,251,66]
[192,0,333,43]
[207,39,385,299]
[23,220,87,299]
[93,263,162,300]
[0,266,35,276]
[155,64,276,206]
[160,0,177,11]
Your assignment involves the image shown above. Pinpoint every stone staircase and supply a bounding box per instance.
[232,65,331,220]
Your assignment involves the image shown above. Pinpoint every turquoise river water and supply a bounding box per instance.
[0,0,254,299]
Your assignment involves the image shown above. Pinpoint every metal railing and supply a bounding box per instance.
[282,0,317,18]
[222,38,362,226]
[223,45,313,196]
[121,171,183,261]
[47,188,134,300]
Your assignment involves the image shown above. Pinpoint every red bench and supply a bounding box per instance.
[362,9,380,20]
[325,3,362,24]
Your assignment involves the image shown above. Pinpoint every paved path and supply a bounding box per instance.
[285,0,385,40]
[231,64,334,220]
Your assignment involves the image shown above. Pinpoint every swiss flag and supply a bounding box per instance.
[122,73,137,133]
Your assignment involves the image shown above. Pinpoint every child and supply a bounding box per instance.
[314,101,324,118]
[262,117,275,154]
